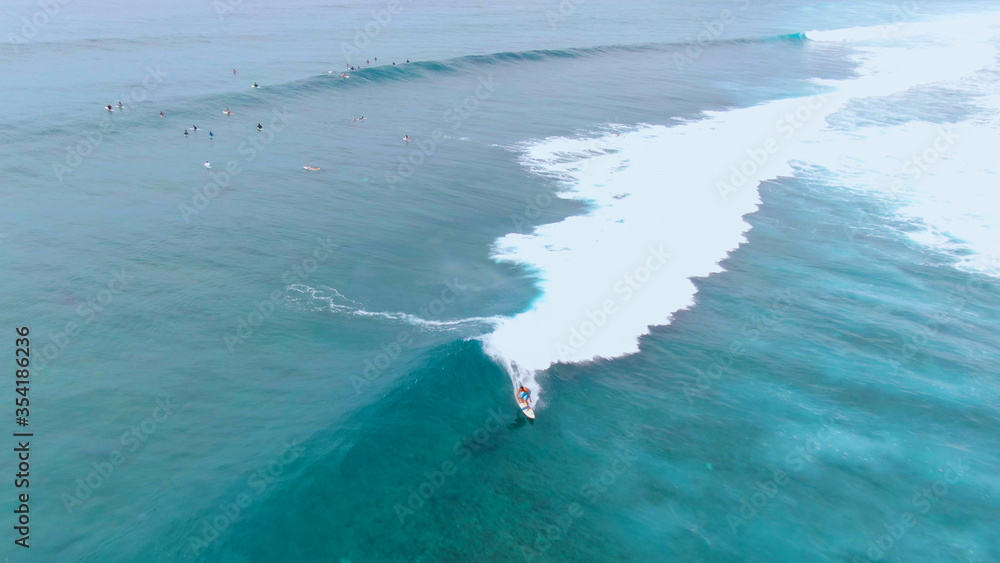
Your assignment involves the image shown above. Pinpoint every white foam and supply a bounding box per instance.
[797,82,1000,276]
[483,16,1000,399]
[806,13,1000,44]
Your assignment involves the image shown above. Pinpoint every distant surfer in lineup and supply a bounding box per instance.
[204,161,211,168]
[233,68,237,75]
[106,104,113,111]
[403,135,410,142]
[252,82,259,88]
[184,129,189,136]
[257,123,263,131]
[159,111,164,117]
[516,386,535,419]
[192,125,198,131]
[304,165,321,171]
[117,101,123,109]
[209,131,214,139]
[224,109,233,115]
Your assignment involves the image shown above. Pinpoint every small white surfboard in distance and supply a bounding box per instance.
[516,395,535,420]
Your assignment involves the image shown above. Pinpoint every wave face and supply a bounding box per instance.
[482,14,1000,400]
[210,32,812,103]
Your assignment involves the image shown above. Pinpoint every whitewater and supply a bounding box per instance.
[482,14,1000,403]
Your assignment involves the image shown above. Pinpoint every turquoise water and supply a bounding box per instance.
[2,0,999,561]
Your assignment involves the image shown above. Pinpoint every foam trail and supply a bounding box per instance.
[483,17,1000,403]
[287,284,502,330]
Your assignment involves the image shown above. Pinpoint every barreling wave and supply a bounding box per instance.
[257,32,812,97]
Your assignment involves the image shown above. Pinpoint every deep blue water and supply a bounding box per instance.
[1,1,999,561]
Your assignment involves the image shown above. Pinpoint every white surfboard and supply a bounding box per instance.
[516,395,535,420]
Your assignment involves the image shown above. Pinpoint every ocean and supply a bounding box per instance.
[1,0,999,561]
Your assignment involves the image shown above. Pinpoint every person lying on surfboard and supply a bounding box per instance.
[517,386,532,406]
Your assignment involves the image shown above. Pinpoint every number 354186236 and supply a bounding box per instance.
[16,327,29,421]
